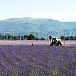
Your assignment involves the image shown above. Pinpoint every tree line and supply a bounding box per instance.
[0,34,46,40]
[0,34,76,40]
[60,35,76,40]
[49,35,76,40]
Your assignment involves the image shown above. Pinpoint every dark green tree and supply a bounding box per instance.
[13,36,20,40]
[60,35,64,40]
[70,36,74,40]
[24,35,28,40]
[65,36,69,40]
[35,37,39,40]
[27,34,35,40]
[74,36,76,40]
[0,35,2,40]
[40,37,46,40]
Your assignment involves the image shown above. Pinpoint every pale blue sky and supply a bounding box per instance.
[0,0,76,22]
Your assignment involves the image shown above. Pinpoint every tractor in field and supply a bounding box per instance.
[49,36,62,46]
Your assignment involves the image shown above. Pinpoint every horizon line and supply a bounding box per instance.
[0,17,76,22]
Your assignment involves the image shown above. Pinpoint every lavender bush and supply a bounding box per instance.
[0,45,76,76]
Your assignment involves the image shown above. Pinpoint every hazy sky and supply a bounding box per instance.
[0,0,76,22]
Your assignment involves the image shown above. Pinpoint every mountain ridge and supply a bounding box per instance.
[0,17,76,39]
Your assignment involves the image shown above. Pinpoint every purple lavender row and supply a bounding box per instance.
[0,45,76,76]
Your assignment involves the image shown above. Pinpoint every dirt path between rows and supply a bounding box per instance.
[0,40,76,46]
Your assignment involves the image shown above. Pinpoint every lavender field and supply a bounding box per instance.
[0,45,76,76]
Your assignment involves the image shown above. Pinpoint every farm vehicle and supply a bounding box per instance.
[49,36,62,46]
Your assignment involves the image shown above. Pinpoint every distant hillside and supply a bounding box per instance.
[0,17,76,39]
